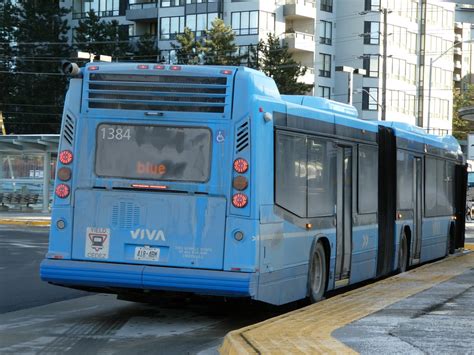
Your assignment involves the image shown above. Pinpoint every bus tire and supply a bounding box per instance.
[398,233,408,273]
[308,241,327,303]
[448,224,455,255]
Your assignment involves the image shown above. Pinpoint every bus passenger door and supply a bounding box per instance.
[413,157,422,263]
[335,146,352,287]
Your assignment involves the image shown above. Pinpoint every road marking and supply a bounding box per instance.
[220,252,474,354]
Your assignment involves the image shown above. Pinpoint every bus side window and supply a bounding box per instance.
[358,145,378,214]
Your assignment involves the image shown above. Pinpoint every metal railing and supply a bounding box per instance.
[128,1,158,10]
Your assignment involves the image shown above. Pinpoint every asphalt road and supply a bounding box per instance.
[0,226,88,314]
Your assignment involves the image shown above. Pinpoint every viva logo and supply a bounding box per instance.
[131,228,166,241]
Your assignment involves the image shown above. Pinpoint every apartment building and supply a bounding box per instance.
[64,0,317,88]
[454,4,474,90]
[63,0,458,133]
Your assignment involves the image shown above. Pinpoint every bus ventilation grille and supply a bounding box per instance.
[87,73,228,113]
[63,115,75,146]
[235,121,249,153]
[112,202,140,229]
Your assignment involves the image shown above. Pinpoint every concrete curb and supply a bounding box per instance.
[220,252,474,354]
[0,219,51,227]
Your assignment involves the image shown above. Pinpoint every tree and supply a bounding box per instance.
[202,18,239,65]
[171,27,202,64]
[452,85,474,141]
[252,33,313,95]
[74,10,131,60]
[0,1,19,130]
[6,0,71,134]
[132,33,160,62]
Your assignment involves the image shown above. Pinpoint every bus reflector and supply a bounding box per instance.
[170,65,181,71]
[233,175,248,191]
[59,150,73,165]
[57,167,72,181]
[137,64,149,70]
[232,193,248,208]
[154,65,165,70]
[233,158,249,173]
[55,184,70,198]
[88,66,99,71]
[221,69,232,75]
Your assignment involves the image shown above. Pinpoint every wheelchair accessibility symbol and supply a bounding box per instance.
[216,130,225,143]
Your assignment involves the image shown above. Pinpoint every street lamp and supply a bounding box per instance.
[427,39,474,130]
[335,66,367,106]
[355,88,384,111]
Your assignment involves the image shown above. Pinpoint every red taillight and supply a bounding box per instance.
[55,184,70,198]
[221,69,233,75]
[59,150,73,165]
[154,65,165,70]
[88,66,99,71]
[233,158,249,174]
[137,64,149,69]
[170,65,181,71]
[232,193,248,208]
[57,167,72,181]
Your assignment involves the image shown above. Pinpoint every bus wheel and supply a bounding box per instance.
[308,242,327,303]
[398,234,408,273]
[448,225,456,255]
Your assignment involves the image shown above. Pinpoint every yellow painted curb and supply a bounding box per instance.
[465,243,474,251]
[220,252,474,354]
[0,219,50,227]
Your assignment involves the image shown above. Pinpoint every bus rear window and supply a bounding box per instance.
[95,124,211,182]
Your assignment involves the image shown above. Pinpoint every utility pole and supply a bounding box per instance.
[381,8,388,121]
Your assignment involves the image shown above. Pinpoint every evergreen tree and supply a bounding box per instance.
[171,27,202,64]
[133,33,160,62]
[203,19,238,65]
[452,85,474,140]
[0,1,19,131]
[8,0,71,134]
[74,10,131,60]
[253,33,313,95]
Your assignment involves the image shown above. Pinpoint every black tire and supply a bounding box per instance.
[448,225,456,255]
[398,234,408,273]
[308,241,327,303]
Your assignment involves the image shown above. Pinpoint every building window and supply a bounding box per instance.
[363,54,379,78]
[231,11,258,35]
[73,0,121,18]
[365,0,380,11]
[161,0,184,7]
[320,0,333,12]
[319,53,331,78]
[260,11,275,34]
[185,12,218,36]
[318,86,331,99]
[363,21,380,45]
[362,87,379,111]
[319,21,332,45]
[160,16,184,40]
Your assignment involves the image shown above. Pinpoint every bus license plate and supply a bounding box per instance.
[134,246,160,261]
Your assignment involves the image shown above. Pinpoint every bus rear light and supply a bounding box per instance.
[221,69,233,75]
[234,231,244,241]
[59,150,73,165]
[232,193,248,208]
[170,65,181,71]
[233,158,249,174]
[57,167,72,181]
[233,176,248,191]
[137,64,149,70]
[154,65,165,70]
[55,184,70,198]
[88,66,99,71]
[56,219,66,229]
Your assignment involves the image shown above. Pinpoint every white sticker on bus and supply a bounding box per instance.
[85,227,110,259]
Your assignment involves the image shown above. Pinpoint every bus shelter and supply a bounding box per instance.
[0,135,59,213]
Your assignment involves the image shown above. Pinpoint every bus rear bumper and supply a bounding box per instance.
[40,259,256,297]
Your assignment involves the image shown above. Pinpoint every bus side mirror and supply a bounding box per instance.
[61,61,81,77]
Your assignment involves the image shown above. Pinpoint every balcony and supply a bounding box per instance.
[126,1,159,21]
[283,32,315,53]
[284,0,316,20]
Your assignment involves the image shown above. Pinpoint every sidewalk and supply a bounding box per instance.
[0,212,51,227]
[220,251,474,354]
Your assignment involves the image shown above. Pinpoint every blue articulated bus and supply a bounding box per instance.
[40,63,467,305]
